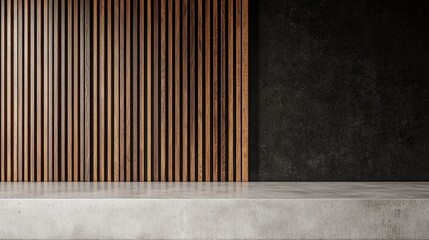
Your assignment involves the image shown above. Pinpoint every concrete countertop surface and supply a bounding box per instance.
[0,182,428,199]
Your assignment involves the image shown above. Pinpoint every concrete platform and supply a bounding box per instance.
[0,182,428,239]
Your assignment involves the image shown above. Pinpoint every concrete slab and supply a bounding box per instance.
[0,182,428,239]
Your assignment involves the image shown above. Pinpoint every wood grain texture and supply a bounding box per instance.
[0,0,248,182]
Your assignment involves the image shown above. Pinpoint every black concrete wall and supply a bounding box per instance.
[249,0,429,180]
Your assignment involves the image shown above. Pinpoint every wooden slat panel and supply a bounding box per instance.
[0,0,249,182]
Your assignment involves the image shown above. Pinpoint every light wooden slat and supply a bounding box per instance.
[132,0,138,181]
[153,0,159,182]
[197,0,203,182]
[13,0,18,182]
[205,0,211,181]
[167,0,173,182]
[113,0,120,182]
[235,0,241,182]
[23,0,29,182]
[107,0,112,182]
[146,0,152,181]
[125,0,131,182]
[160,0,166,182]
[227,0,233,182]
[139,0,145,181]
[99,0,105,182]
[93,0,98,182]
[220,0,226,181]
[212,0,218,182]
[36,0,42,182]
[0,0,5,181]
[6,0,11,182]
[17,0,23,182]
[189,0,195,182]
[53,0,58,182]
[182,0,188,181]
[60,0,66,181]
[174,0,181,182]
[29,0,35,182]
[119,0,125,182]
[84,0,91,182]
[67,0,73,181]
[241,0,248,181]
[43,0,49,182]
[73,0,79,182]
[80,0,85,181]
[48,0,53,182]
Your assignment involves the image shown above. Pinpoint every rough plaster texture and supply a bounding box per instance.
[250,0,429,180]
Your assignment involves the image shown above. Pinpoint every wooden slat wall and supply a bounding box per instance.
[0,0,248,182]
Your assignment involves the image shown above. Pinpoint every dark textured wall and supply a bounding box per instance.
[250,0,429,180]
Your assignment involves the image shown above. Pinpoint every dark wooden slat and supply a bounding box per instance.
[212,0,218,182]
[189,0,195,182]
[167,0,173,182]
[197,0,203,182]
[48,0,53,182]
[146,0,152,181]
[227,0,233,182]
[29,0,35,182]
[36,0,42,182]
[43,0,49,182]
[119,0,125,182]
[99,0,105,182]
[93,0,98,182]
[113,0,120,182]
[84,0,91,181]
[60,0,66,181]
[235,0,241,182]
[220,0,226,182]
[241,0,248,181]
[139,0,145,181]
[174,0,181,182]
[153,0,159,182]
[13,0,18,182]
[182,0,188,181]
[6,0,12,181]
[160,0,166,182]
[17,0,23,182]
[125,0,131,182]
[205,0,211,181]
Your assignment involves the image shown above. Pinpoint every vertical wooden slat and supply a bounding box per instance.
[205,0,211,181]
[44,0,50,182]
[67,0,73,181]
[23,0,29,182]
[139,0,145,181]
[241,0,248,181]
[220,0,226,181]
[80,0,85,181]
[146,0,152,181]
[197,0,203,182]
[107,0,112,181]
[113,0,120,182]
[13,0,18,182]
[227,0,233,182]
[153,0,159,182]
[48,0,53,182]
[93,0,98,182]
[84,0,91,181]
[73,0,79,182]
[167,0,173,182]
[189,0,195,182]
[174,0,181,182]
[29,0,35,182]
[6,0,11,182]
[182,0,188,181]
[17,0,23,182]
[235,0,241,182]
[36,0,42,182]
[212,0,218,182]
[160,0,166,182]
[0,0,5,182]
[99,0,105,182]
[125,0,131,182]
[53,0,58,182]
[60,0,66,181]
[132,0,138,182]
[119,0,125,182]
